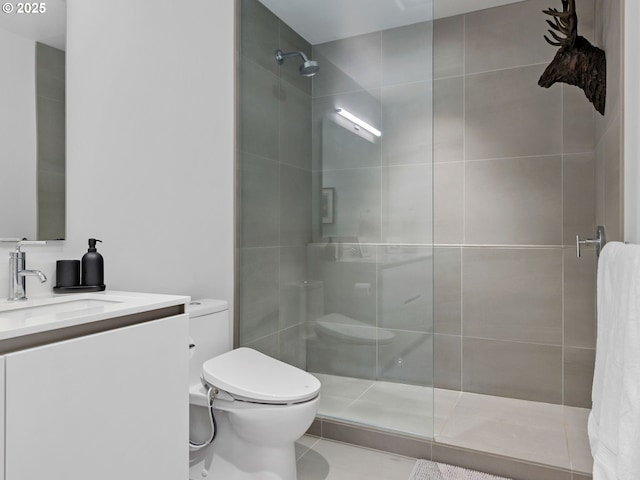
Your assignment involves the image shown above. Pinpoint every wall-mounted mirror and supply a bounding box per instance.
[0,0,66,240]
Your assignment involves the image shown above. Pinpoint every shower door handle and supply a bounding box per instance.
[576,225,606,258]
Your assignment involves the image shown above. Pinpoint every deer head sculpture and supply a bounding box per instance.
[538,0,606,115]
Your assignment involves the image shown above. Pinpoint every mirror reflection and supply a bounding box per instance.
[0,0,66,240]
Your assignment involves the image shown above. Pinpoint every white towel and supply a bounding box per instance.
[589,242,640,480]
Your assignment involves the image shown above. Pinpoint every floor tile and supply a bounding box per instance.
[341,381,433,437]
[297,438,416,480]
[435,393,569,469]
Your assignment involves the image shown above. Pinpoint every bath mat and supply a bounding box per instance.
[409,459,512,480]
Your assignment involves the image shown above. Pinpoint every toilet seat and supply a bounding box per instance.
[202,347,320,405]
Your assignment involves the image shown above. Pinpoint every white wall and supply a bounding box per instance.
[0,0,235,315]
[625,1,640,243]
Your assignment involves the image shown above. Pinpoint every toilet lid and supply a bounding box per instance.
[202,347,321,404]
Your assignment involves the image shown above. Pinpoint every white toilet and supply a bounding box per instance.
[187,300,321,480]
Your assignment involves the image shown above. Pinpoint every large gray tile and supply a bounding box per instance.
[382,164,433,244]
[437,392,569,469]
[319,256,378,325]
[240,153,280,247]
[465,156,562,245]
[434,162,463,245]
[344,382,434,437]
[432,444,572,480]
[379,247,433,331]
[563,249,596,348]
[434,77,464,164]
[279,246,309,330]
[563,347,595,408]
[311,172,323,241]
[313,32,382,97]
[239,247,280,344]
[381,21,432,87]
[563,153,596,245]
[296,435,320,461]
[434,247,461,335]
[280,79,312,170]
[381,81,433,166]
[462,248,563,344]
[320,116,381,172]
[280,164,311,246]
[297,438,417,480]
[307,337,376,381]
[563,85,596,154]
[377,330,433,386]
[321,168,381,243]
[279,21,313,95]
[240,58,280,160]
[434,389,462,436]
[463,337,563,403]
[240,0,279,75]
[434,15,464,79]
[434,334,462,391]
[279,323,307,370]
[312,374,374,419]
[243,331,278,357]
[465,64,562,160]
[464,0,558,74]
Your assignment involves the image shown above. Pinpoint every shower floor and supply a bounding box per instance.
[312,373,593,476]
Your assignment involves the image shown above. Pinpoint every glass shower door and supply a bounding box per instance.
[237,0,434,440]
[307,16,434,439]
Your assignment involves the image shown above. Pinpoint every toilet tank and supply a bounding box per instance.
[186,299,230,388]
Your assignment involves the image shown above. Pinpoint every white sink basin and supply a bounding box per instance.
[0,298,122,322]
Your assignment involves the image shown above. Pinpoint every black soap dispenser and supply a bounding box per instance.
[81,238,104,287]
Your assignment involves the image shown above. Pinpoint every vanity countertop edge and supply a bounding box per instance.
[0,290,190,344]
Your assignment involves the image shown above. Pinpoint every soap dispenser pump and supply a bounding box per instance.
[81,238,104,287]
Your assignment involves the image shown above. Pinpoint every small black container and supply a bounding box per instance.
[81,238,104,287]
[55,260,80,287]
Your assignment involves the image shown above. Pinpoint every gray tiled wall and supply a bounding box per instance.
[433,0,599,407]
[238,0,312,369]
[238,0,609,408]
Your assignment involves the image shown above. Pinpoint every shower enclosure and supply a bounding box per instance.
[236,0,435,439]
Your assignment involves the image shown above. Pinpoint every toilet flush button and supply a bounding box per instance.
[201,468,208,477]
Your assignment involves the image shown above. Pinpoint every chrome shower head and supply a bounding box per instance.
[299,60,319,77]
[275,49,319,77]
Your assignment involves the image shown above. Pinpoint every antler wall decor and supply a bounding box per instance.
[538,0,606,115]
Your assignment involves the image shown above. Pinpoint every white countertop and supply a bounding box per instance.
[0,291,190,341]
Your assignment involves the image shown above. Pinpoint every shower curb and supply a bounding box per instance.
[307,417,592,480]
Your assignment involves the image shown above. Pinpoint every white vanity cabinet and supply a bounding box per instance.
[0,294,189,480]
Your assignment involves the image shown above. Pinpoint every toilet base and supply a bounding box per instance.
[189,407,299,480]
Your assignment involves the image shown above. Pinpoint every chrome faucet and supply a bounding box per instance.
[2,239,48,301]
